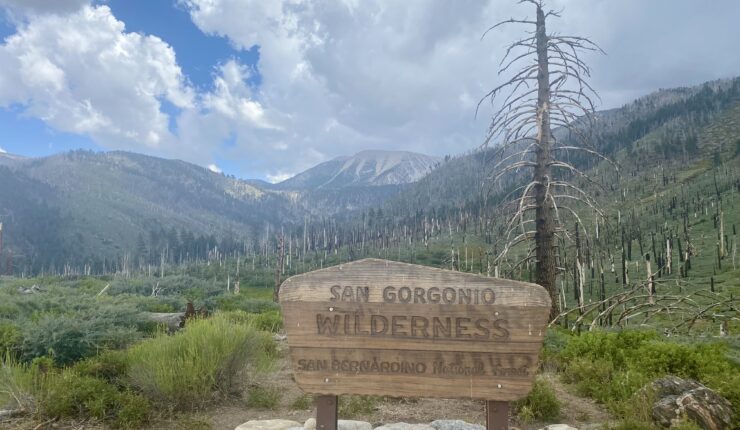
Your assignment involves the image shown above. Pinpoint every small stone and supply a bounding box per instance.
[304,418,317,430]
[339,420,373,430]
[235,419,303,430]
[375,423,436,430]
[539,425,578,430]
[430,420,485,430]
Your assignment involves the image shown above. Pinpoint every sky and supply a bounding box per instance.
[0,0,738,182]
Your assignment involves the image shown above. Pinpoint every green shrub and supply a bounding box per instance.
[247,385,281,409]
[556,330,739,421]
[540,328,570,371]
[218,310,283,333]
[0,356,35,411]
[115,391,151,429]
[21,308,140,365]
[73,350,129,383]
[214,296,279,314]
[0,322,22,357]
[671,417,703,430]
[513,377,561,423]
[606,419,654,430]
[37,369,120,419]
[0,358,149,429]
[291,393,314,410]
[339,395,380,417]
[249,310,283,333]
[125,313,277,410]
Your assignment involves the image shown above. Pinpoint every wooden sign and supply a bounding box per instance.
[280,258,551,401]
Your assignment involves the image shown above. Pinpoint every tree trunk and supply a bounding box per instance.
[533,5,558,318]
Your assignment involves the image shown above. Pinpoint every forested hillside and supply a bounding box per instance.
[0,78,738,277]
[0,151,305,274]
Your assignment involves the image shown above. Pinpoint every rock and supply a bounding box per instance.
[235,419,303,430]
[300,418,371,430]
[430,420,485,430]
[538,425,578,430]
[375,423,436,430]
[647,376,733,430]
[304,418,316,430]
[339,420,373,430]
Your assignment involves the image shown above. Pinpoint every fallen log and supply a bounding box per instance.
[0,409,22,418]
[142,312,185,332]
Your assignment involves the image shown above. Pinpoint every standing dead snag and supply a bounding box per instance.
[273,233,286,302]
[479,0,613,318]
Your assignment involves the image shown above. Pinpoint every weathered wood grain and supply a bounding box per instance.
[280,259,550,401]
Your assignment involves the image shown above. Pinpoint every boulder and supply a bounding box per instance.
[339,420,373,430]
[430,420,485,430]
[538,425,578,430]
[304,418,316,430]
[374,424,436,430]
[235,419,303,430]
[647,376,733,430]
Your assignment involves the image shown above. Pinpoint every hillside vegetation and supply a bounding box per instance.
[0,78,738,429]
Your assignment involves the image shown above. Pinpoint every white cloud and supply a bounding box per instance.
[0,0,89,16]
[181,0,526,179]
[202,60,277,130]
[266,171,293,184]
[0,146,6,153]
[2,0,739,180]
[207,163,222,173]
[180,0,740,180]
[0,5,195,156]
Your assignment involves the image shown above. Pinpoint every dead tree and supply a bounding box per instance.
[479,0,613,318]
[273,233,286,303]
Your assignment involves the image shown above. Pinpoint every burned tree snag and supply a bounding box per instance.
[480,0,611,319]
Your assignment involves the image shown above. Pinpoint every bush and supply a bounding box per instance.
[606,419,654,430]
[218,310,283,333]
[556,330,739,421]
[125,313,277,410]
[339,395,380,417]
[21,307,140,365]
[73,350,129,383]
[0,322,22,357]
[513,377,561,423]
[0,357,150,429]
[291,393,313,410]
[214,296,279,314]
[249,310,283,333]
[0,356,35,412]
[247,385,281,409]
[37,369,120,419]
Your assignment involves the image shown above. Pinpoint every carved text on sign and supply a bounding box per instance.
[280,259,551,401]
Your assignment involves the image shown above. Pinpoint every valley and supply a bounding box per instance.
[1,41,738,430]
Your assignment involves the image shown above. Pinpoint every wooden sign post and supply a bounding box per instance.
[279,259,551,430]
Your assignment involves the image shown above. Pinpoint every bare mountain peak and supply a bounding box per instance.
[278,149,441,189]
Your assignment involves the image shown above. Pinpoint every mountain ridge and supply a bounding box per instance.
[276,149,441,189]
[1,77,738,273]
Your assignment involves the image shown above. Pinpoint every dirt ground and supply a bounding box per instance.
[1,345,613,430]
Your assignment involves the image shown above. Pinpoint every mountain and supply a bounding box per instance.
[276,150,440,189]
[1,77,737,274]
[380,77,740,216]
[0,149,440,273]
[0,151,308,272]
